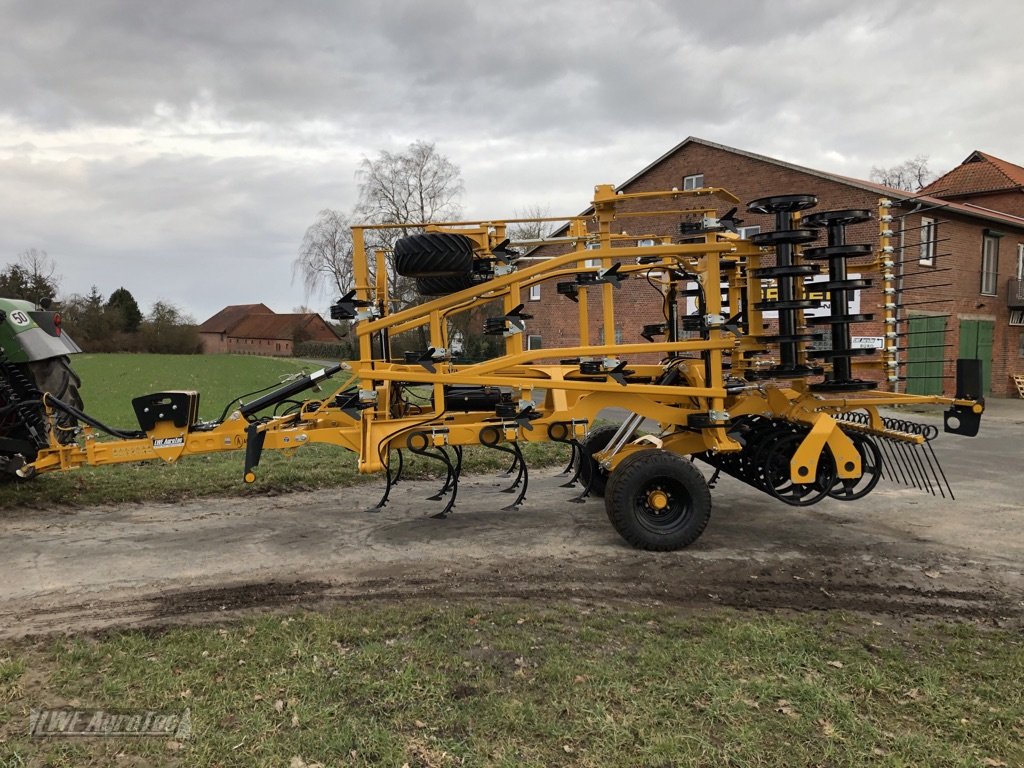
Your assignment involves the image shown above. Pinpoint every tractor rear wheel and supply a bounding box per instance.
[0,355,82,481]
[27,356,83,441]
[394,233,475,277]
[604,449,711,551]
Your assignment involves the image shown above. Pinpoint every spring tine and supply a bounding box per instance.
[883,437,910,487]
[560,440,584,487]
[893,283,953,292]
[896,439,925,492]
[483,441,518,486]
[926,441,955,500]
[878,439,896,484]
[392,448,405,484]
[559,442,578,475]
[371,451,395,511]
[909,442,935,495]
[501,451,520,477]
[890,201,951,218]
[429,447,460,518]
[502,442,529,511]
[917,441,946,499]
[896,298,952,307]
[902,440,930,494]
[426,449,454,501]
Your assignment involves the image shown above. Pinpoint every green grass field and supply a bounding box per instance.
[71,353,321,426]
[1,353,568,509]
[1,602,1021,767]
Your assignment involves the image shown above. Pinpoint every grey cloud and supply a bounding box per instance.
[0,0,1023,320]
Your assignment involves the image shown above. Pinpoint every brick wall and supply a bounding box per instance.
[523,141,1024,396]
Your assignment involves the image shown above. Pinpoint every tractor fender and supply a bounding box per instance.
[0,298,82,363]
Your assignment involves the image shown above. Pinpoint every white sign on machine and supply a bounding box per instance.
[684,274,862,319]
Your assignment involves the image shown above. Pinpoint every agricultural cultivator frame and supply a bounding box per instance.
[5,185,985,550]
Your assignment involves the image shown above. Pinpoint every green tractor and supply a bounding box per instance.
[0,297,83,480]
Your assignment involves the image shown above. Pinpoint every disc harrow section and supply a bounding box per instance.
[802,209,877,391]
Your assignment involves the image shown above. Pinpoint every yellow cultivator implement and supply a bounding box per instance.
[14,184,984,549]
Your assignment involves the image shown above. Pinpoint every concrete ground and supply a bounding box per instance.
[1,399,1021,637]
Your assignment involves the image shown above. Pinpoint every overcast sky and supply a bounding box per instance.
[2,0,1022,321]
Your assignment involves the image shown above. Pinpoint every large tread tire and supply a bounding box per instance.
[579,424,634,498]
[0,355,82,482]
[394,233,475,277]
[27,356,83,444]
[604,449,712,551]
[416,274,479,296]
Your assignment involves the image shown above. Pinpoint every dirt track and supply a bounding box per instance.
[1,402,1022,637]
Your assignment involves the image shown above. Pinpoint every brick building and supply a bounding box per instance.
[522,138,1024,397]
[198,303,338,357]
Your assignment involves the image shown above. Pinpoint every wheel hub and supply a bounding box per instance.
[646,488,670,511]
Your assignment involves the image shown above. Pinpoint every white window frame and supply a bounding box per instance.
[1010,310,1024,327]
[737,225,761,240]
[981,235,999,296]
[919,217,936,266]
[584,241,601,268]
[682,173,704,191]
[528,284,541,301]
[637,238,655,247]
[526,334,542,350]
[1017,242,1023,280]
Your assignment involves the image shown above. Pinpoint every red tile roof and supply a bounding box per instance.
[921,150,1024,198]
[229,313,337,341]
[198,303,273,333]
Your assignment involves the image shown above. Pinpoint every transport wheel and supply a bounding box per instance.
[416,274,478,296]
[579,424,631,498]
[394,233,475,277]
[604,449,712,551]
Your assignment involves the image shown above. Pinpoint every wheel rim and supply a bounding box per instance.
[633,478,692,534]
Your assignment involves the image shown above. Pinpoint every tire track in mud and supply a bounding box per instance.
[3,553,1019,638]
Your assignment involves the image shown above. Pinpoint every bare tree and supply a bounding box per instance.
[506,204,563,244]
[355,141,464,311]
[870,155,939,192]
[293,142,464,316]
[0,248,61,301]
[293,209,355,300]
[355,141,463,230]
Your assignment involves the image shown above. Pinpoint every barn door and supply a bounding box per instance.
[958,319,994,396]
[905,315,946,395]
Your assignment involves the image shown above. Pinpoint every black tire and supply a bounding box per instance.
[0,356,82,482]
[394,233,475,277]
[416,274,479,296]
[579,424,633,498]
[27,356,83,444]
[604,449,712,551]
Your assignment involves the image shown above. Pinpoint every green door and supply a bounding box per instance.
[905,316,947,395]
[959,319,994,396]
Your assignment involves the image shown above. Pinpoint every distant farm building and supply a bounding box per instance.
[198,303,338,356]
